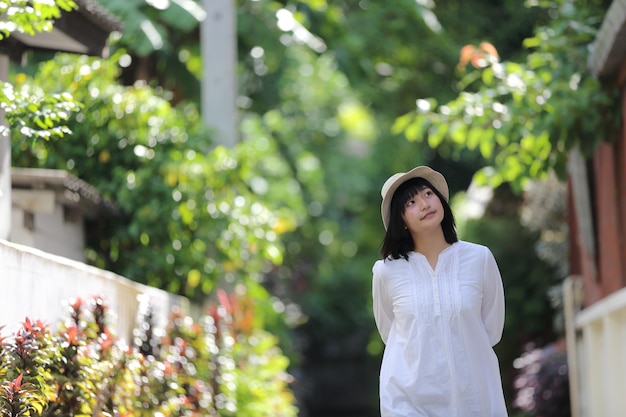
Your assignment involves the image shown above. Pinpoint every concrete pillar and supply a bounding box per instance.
[200,0,237,147]
[0,54,11,239]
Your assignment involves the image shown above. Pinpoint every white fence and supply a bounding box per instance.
[0,239,189,343]
[564,276,626,417]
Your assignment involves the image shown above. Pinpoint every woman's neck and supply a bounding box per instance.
[412,229,451,259]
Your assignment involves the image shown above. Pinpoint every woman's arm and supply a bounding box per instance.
[481,248,505,346]
[372,260,394,344]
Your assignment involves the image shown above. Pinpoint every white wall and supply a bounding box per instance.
[11,189,86,262]
[0,239,189,344]
[565,277,626,417]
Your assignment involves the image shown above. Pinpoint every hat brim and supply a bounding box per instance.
[380,166,449,230]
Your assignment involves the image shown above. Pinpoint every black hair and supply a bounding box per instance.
[380,177,458,260]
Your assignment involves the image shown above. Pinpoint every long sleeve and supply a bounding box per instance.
[481,248,505,346]
[376,243,508,417]
[372,260,394,344]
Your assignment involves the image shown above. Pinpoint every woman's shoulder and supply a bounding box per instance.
[455,240,493,257]
[372,256,410,275]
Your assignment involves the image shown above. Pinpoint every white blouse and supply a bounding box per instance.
[372,240,508,417]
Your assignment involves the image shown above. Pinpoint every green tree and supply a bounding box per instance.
[390,2,615,412]
[101,0,206,101]
[12,52,300,302]
[9,0,578,414]
[0,0,76,37]
[393,0,618,191]
[0,0,80,140]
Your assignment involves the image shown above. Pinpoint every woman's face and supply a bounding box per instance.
[401,186,444,234]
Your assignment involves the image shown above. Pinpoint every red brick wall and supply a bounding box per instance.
[593,143,624,296]
[570,107,626,307]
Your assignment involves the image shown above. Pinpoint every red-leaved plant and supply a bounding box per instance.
[0,292,297,417]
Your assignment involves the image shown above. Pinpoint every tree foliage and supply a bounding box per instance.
[6,0,608,414]
[102,0,206,102]
[0,0,76,38]
[103,0,205,56]
[0,0,80,141]
[11,52,300,304]
[392,0,619,191]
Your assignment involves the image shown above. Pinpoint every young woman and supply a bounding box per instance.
[372,165,508,417]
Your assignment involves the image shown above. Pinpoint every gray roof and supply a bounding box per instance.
[0,0,122,61]
[75,0,123,33]
[11,168,120,218]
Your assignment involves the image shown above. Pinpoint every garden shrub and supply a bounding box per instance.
[0,293,297,417]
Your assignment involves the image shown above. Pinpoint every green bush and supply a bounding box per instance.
[0,293,297,417]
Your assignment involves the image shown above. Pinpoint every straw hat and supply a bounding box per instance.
[380,166,449,230]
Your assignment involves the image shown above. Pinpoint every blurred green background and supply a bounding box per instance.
[5,0,615,415]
